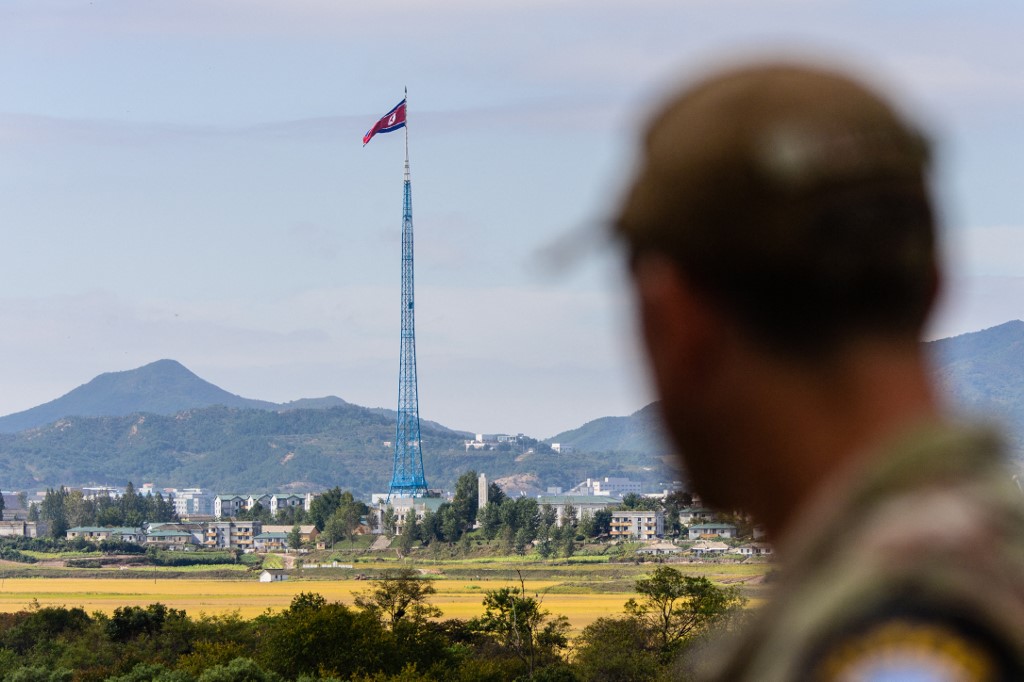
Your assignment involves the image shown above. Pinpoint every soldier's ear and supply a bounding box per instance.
[632,255,725,396]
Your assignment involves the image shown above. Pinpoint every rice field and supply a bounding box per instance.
[0,559,771,631]
[0,577,636,629]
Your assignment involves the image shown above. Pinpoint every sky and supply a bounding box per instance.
[1,1,1023,438]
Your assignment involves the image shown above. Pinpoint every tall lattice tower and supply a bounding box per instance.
[389,131,429,499]
[363,93,429,501]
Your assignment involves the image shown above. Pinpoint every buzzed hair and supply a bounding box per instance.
[615,64,938,355]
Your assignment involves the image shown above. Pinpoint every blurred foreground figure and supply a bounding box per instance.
[615,62,1024,680]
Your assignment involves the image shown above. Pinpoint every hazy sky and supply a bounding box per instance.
[2,1,1023,437]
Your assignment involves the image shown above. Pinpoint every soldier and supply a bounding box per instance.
[614,62,1024,680]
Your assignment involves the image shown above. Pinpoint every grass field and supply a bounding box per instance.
[0,577,631,628]
[0,558,771,631]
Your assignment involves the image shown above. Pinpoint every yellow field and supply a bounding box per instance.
[0,577,634,631]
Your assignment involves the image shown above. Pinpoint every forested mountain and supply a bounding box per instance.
[0,404,678,497]
[929,319,1024,451]
[545,320,1024,458]
[545,403,669,457]
[1,318,1022,496]
[0,360,278,433]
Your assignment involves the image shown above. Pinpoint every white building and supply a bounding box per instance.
[567,477,644,497]
[535,495,619,527]
[687,523,738,540]
[204,520,260,550]
[679,507,718,525]
[610,510,664,540]
[269,493,316,515]
[172,488,213,517]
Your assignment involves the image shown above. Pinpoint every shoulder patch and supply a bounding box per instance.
[803,601,1023,681]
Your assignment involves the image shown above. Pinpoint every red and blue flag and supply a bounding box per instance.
[363,99,407,146]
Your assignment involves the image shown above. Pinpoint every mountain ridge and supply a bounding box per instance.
[0,319,1021,494]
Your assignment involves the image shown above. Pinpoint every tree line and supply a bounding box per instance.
[32,483,178,538]
[0,565,745,681]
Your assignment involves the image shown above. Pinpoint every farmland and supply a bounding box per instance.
[0,557,772,630]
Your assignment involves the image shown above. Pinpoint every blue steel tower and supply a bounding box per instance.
[388,100,429,500]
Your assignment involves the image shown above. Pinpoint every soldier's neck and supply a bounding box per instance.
[738,340,941,542]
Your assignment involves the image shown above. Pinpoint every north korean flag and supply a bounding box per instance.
[363,99,407,146]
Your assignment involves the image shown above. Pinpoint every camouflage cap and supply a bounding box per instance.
[616,62,937,350]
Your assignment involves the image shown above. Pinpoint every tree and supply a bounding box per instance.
[624,567,746,656]
[578,511,596,539]
[238,502,272,524]
[558,525,576,559]
[440,505,460,544]
[0,489,5,518]
[514,528,531,555]
[592,509,612,537]
[288,524,303,551]
[535,523,554,559]
[353,567,442,630]
[322,493,369,545]
[487,482,507,507]
[480,502,502,541]
[620,493,659,511]
[258,593,386,678]
[397,512,419,554]
[573,617,660,682]
[450,470,479,533]
[419,509,440,545]
[540,504,557,528]
[562,504,578,529]
[382,507,397,536]
[472,579,570,676]
[307,487,345,531]
[40,487,69,538]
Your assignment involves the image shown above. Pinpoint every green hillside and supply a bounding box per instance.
[545,402,670,457]
[0,404,678,496]
[928,319,1024,452]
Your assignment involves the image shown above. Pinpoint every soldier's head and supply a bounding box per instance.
[617,62,937,354]
[615,62,939,508]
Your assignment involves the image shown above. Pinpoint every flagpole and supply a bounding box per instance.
[403,86,409,181]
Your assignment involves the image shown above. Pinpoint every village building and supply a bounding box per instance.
[687,522,738,540]
[66,526,144,544]
[610,510,665,540]
[534,494,620,527]
[259,569,288,583]
[204,520,260,551]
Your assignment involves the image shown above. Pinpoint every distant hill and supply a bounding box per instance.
[0,360,277,433]
[545,402,670,457]
[544,320,1024,459]
[3,316,1022,497]
[928,319,1024,451]
[0,404,677,497]
[277,396,349,411]
[0,360,678,494]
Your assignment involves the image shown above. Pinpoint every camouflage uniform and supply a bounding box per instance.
[696,421,1024,681]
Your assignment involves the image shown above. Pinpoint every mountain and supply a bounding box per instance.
[928,319,1024,451]
[0,360,678,494]
[0,360,277,434]
[0,404,677,497]
[545,402,670,457]
[277,396,349,411]
[545,320,1024,459]
[3,315,1022,497]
